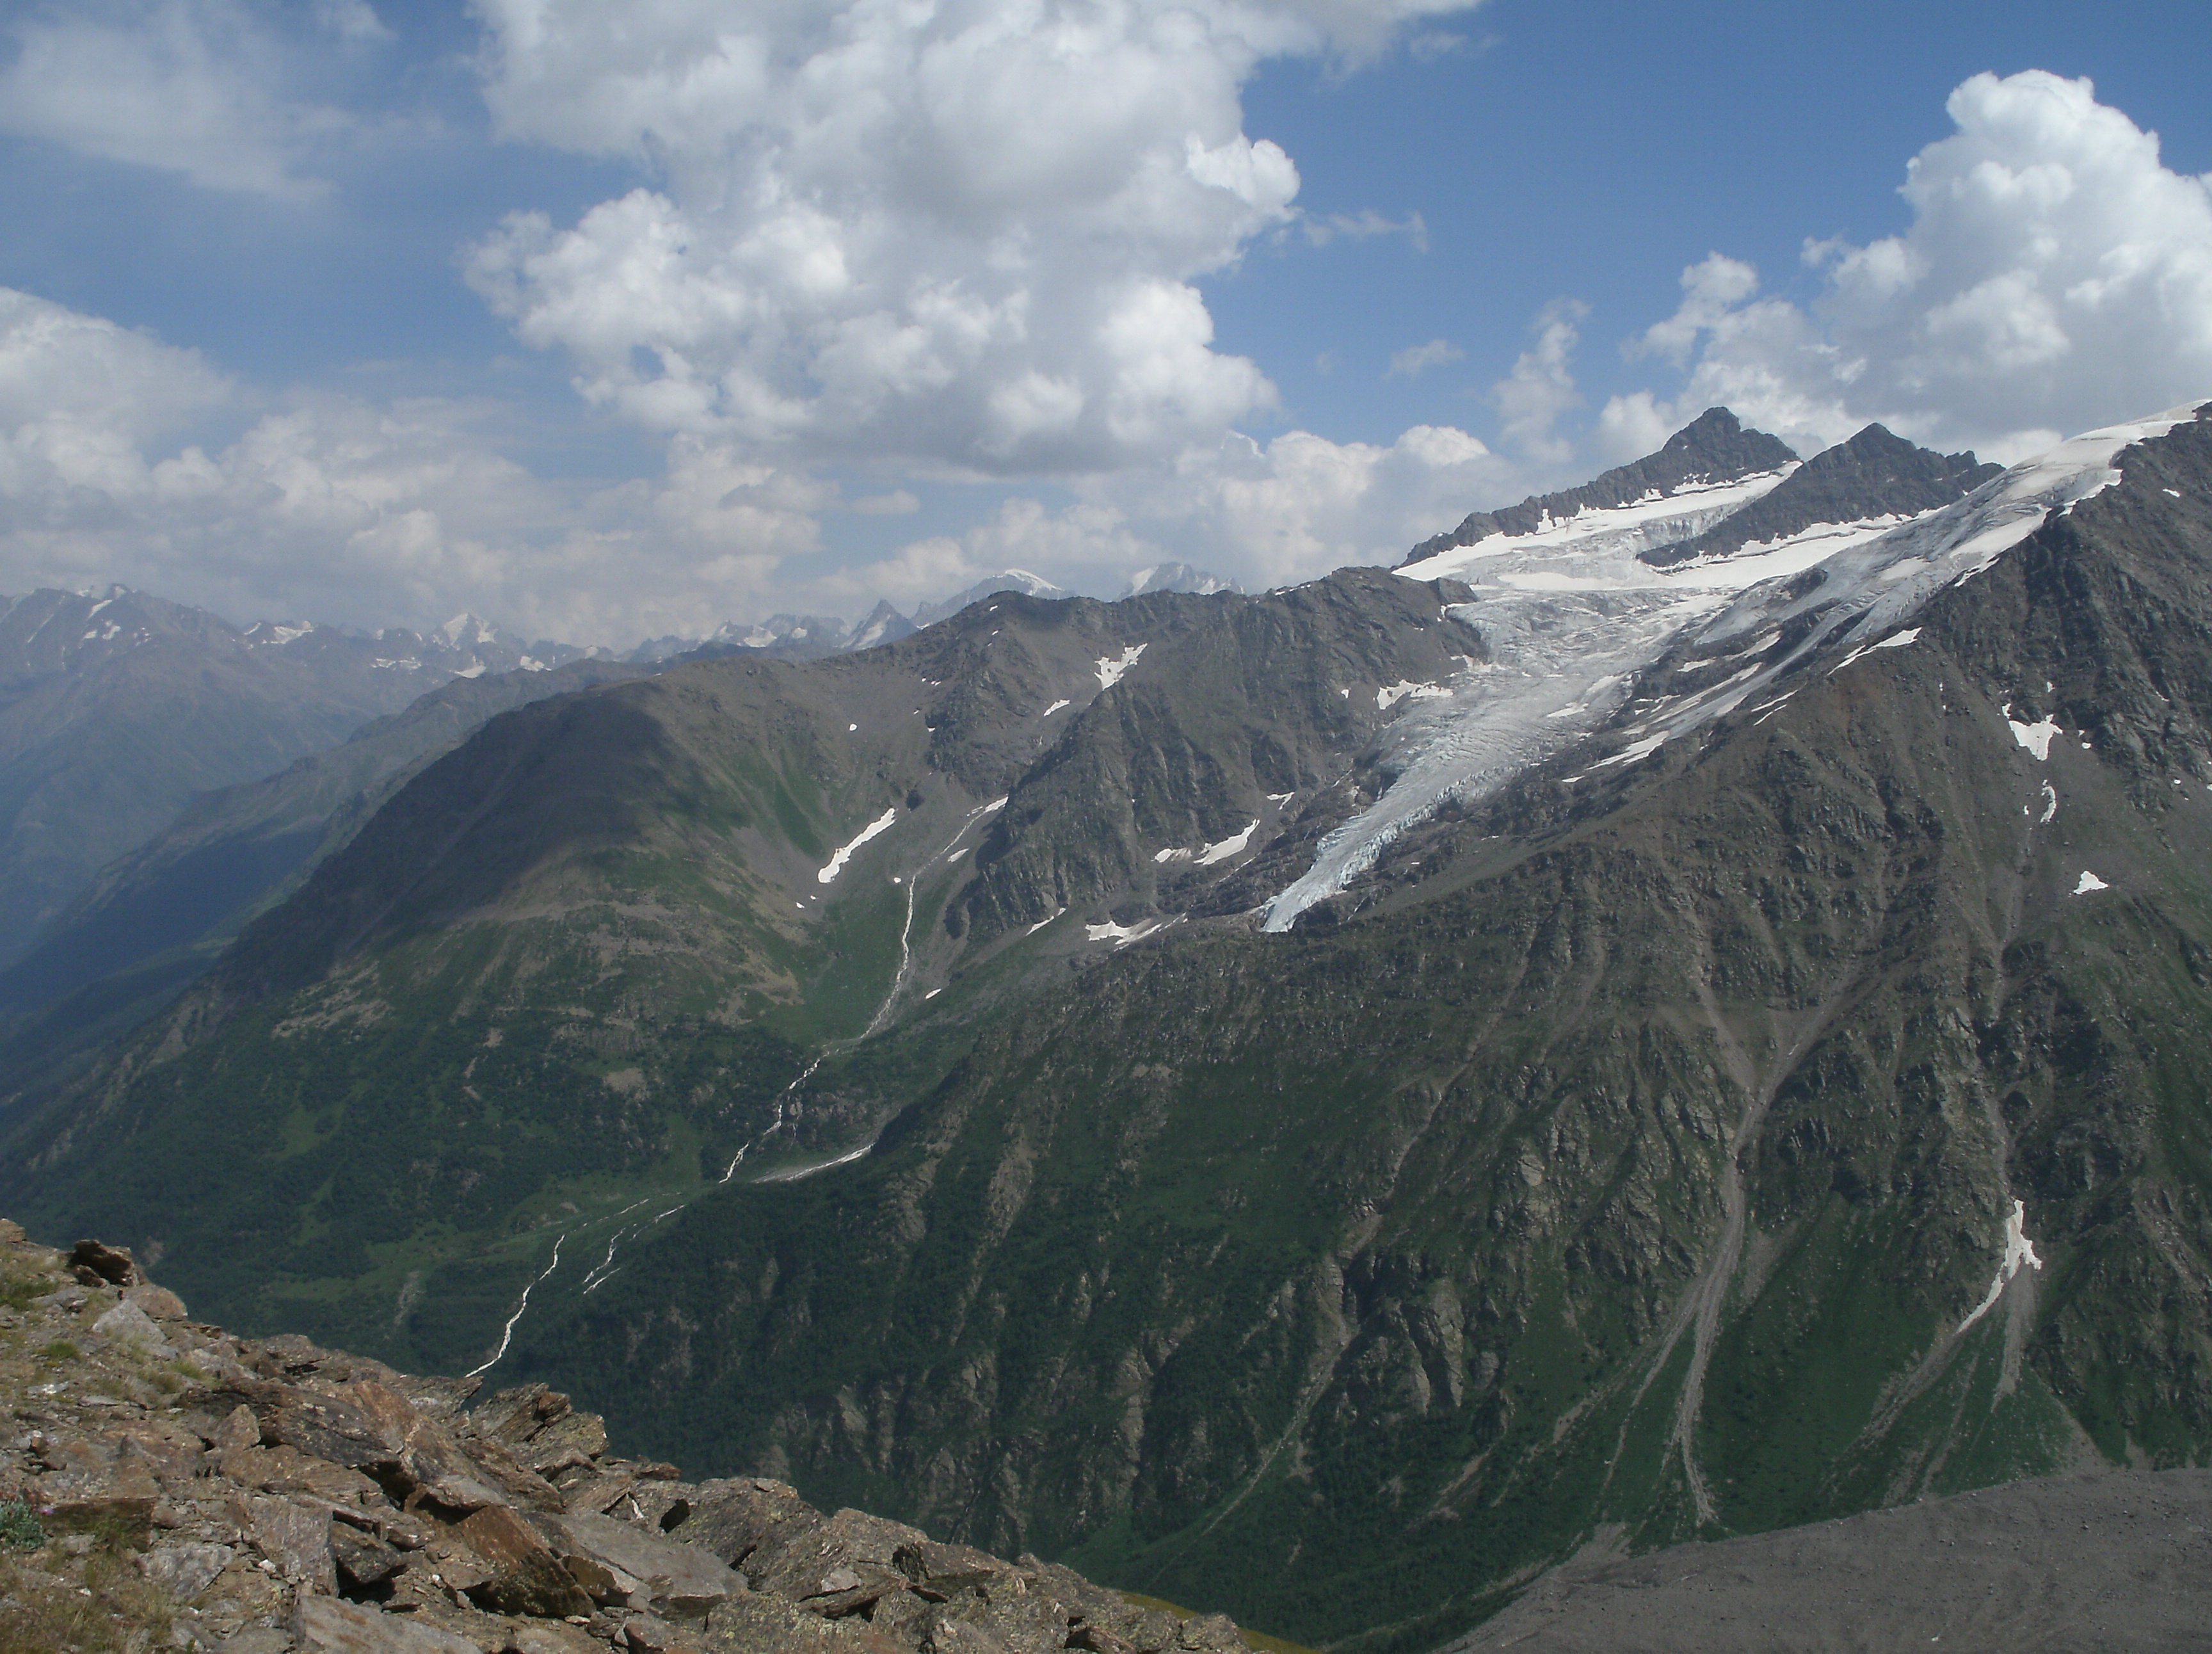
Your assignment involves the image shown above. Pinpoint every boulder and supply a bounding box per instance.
[127,1281,191,1320]
[293,1594,484,1654]
[92,1297,172,1354]
[528,1510,744,1624]
[742,1508,925,1609]
[616,1612,708,1653]
[671,1478,822,1572]
[330,1520,408,1589]
[138,1541,235,1602]
[252,1382,403,1474]
[345,1379,522,1514]
[893,1538,1011,1596]
[251,1495,337,1593]
[512,1411,607,1476]
[455,1505,593,1620]
[218,1442,385,1505]
[70,1238,139,1286]
[699,1594,908,1654]
[472,1386,569,1447]
[499,1620,607,1654]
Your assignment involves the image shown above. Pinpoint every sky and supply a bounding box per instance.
[1,0,2209,648]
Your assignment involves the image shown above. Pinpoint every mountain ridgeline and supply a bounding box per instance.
[6,406,2211,1650]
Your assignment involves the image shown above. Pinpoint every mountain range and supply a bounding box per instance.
[4,403,2209,1648]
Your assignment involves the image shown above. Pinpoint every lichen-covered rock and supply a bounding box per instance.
[0,1223,1261,1654]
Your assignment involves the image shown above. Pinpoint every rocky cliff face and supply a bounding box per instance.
[0,1223,1261,1654]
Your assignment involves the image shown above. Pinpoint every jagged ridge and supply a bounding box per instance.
[1638,422,2003,567]
[1402,408,1797,564]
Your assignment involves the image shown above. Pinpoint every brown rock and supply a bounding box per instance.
[218,1441,384,1505]
[70,1237,140,1286]
[620,1612,709,1654]
[331,1520,408,1589]
[893,1538,1010,1595]
[293,1594,485,1654]
[742,1508,924,1607]
[1172,1614,1246,1654]
[114,1419,212,1489]
[138,1541,236,1602]
[197,1556,290,1637]
[456,1505,594,1620]
[473,1386,570,1447]
[32,1436,163,1533]
[212,1402,263,1453]
[346,1380,513,1514]
[1068,1626,1139,1654]
[513,1411,607,1477]
[556,1470,637,1517]
[256,1381,409,1474]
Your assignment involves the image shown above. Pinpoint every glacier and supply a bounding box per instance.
[1263,406,2206,933]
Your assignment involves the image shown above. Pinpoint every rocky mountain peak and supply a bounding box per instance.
[1639,419,2005,566]
[1402,406,1799,563]
[1653,405,1800,478]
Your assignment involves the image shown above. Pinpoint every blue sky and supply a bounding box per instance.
[1,0,2208,645]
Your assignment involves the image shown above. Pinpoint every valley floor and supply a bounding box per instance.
[1452,1465,2212,1652]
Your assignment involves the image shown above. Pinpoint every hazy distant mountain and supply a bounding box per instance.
[11,403,2212,1651]
[0,652,659,1045]
[1123,561,1240,597]
[909,568,1073,627]
[0,587,596,963]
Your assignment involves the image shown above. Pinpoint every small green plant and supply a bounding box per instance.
[0,1272,44,1310]
[36,1340,79,1363]
[0,1501,43,1552]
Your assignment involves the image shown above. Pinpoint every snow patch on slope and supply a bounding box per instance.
[817,808,897,884]
[1959,1200,2044,1333]
[1096,645,1146,690]
[2006,707,2064,760]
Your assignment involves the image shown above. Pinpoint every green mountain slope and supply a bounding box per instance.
[0,574,1475,1378]
[460,416,2212,1648]
[5,412,2209,1651]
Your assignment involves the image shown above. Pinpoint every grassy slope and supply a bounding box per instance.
[0,578,1468,1377]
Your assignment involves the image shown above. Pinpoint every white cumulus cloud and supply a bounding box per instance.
[465,0,1480,476]
[0,287,833,643]
[1388,338,1464,377]
[1607,72,2212,462]
[0,0,373,198]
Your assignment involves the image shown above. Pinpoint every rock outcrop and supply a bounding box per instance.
[0,1223,1252,1654]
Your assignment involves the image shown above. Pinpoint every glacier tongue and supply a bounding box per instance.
[1262,405,2207,935]
[1263,588,1705,931]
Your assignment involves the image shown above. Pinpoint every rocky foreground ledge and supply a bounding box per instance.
[0,1223,1251,1654]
